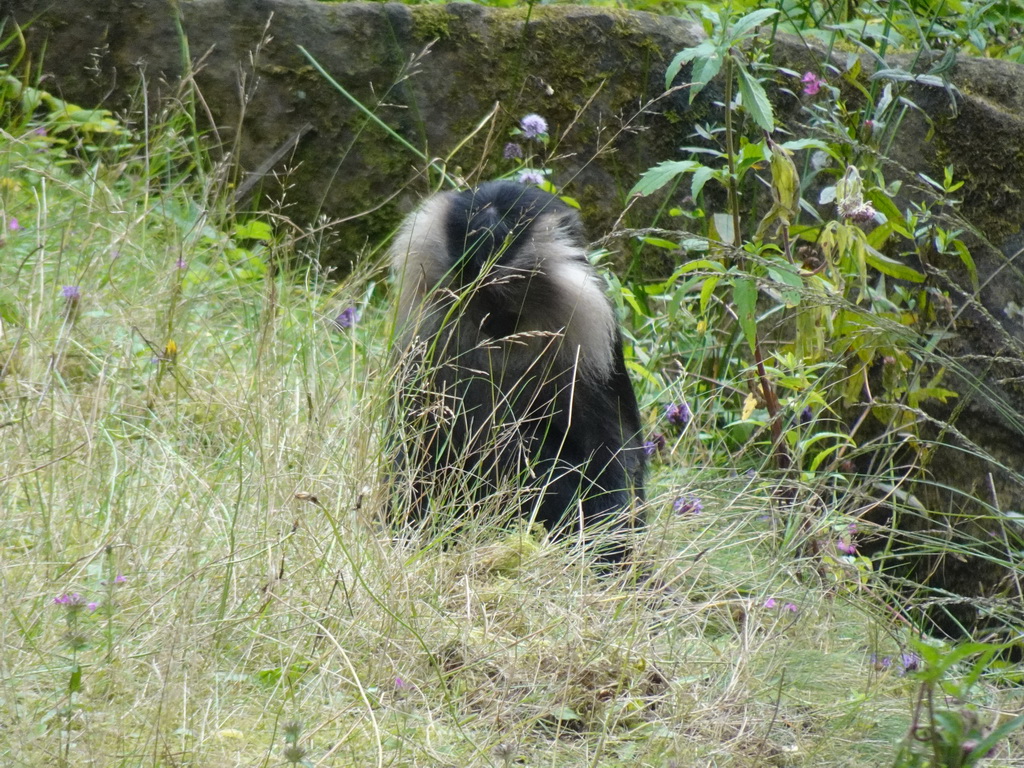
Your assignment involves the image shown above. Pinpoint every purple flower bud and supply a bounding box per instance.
[837,539,857,555]
[764,598,777,608]
[61,285,81,302]
[643,433,666,457]
[898,652,921,675]
[672,495,703,515]
[665,402,692,427]
[8,218,21,231]
[333,306,359,330]
[503,142,523,160]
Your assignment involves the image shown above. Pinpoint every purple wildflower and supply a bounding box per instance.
[665,402,692,427]
[898,652,921,675]
[333,306,359,330]
[61,285,81,301]
[176,257,188,270]
[871,653,893,670]
[801,72,826,96]
[517,169,545,186]
[503,142,524,160]
[798,406,814,425]
[784,602,798,613]
[673,495,703,515]
[8,218,21,231]
[54,593,87,612]
[643,432,666,457]
[837,538,857,555]
[115,573,127,584]
[764,598,777,608]
[87,602,99,611]
[519,113,548,139]
[395,677,407,690]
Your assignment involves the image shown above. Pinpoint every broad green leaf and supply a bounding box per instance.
[629,160,701,197]
[700,274,720,313]
[864,247,925,282]
[712,212,735,245]
[691,165,717,199]
[235,219,274,242]
[865,189,912,238]
[730,8,779,39]
[780,138,834,154]
[690,53,724,101]
[664,41,716,89]
[736,65,775,133]
[732,276,758,353]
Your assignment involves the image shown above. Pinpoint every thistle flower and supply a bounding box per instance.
[503,142,523,160]
[519,113,548,139]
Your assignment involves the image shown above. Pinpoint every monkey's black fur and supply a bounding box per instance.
[391,181,645,560]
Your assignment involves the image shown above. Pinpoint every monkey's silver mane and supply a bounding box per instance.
[391,189,617,381]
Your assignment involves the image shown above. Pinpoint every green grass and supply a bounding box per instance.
[0,108,1021,767]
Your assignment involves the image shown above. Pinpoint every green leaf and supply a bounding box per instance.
[664,41,715,89]
[953,239,979,291]
[968,713,1024,762]
[68,663,82,695]
[864,247,925,282]
[629,160,702,197]
[700,274,720,313]
[691,165,717,199]
[780,138,834,154]
[766,263,803,307]
[641,237,679,250]
[865,189,912,238]
[690,53,724,101]
[235,220,274,242]
[676,258,726,275]
[730,8,779,39]
[732,276,758,353]
[736,64,775,133]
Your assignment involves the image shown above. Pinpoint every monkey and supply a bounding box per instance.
[389,180,645,561]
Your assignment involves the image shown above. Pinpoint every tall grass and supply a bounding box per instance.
[0,73,1020,768]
